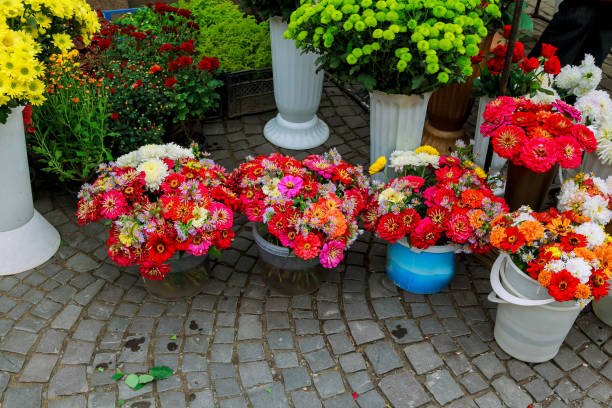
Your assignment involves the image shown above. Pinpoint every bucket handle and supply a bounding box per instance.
[490,254,556,306]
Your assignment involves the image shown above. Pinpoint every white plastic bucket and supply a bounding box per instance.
[489,255,588,362]
[592,279,612,327]
[499,254,551,300]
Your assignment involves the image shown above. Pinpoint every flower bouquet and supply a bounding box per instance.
[231,149,369,271]
[480,96,596,211]
[76,144,239,296]
[365,144,507,293]
[488,206,610,362]
[558,173,612,227]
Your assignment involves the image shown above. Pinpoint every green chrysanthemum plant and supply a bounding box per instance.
[286,0,502,95]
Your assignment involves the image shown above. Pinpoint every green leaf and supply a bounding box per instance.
[265,388,272,393]
[112,372,124,381]
[98,367,105,372]
[208,247,222,259]
[138,374,154,384]
[104,220,112,226]
[125,374,139,389]
[118,399,125,407]
[149,366,173,380]
[170,335,177,340]
[59,241,69,247]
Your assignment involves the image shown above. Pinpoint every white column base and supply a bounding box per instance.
[0,210,60,275]
[264,113,329,150]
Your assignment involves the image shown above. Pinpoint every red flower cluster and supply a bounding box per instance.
[481,96,596,172]
[486,41,559,76]
[76,145,239,281]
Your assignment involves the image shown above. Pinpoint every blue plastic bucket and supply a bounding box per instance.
[386,239,455,294]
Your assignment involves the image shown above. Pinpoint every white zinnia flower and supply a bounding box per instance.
[565,257,592,284]
[136,158,168,191]
[574,222,606,249]
[262,178,280,196]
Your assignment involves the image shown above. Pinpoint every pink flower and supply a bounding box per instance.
[278,175,304,198]
[446,214,472,243]
[556,136,583,169]
[319,240,345,268]
[483,96,517,123]
[99,190,128,220]
[303,155,335,178]
[209,203,233,230]
[245,200,264,222]
[553,99,582,122]
[519,137,557,172]
[187,238,212,256]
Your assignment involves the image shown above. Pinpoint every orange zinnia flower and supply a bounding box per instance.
[546,217,572,236]
[518,220,544,243]
[489,227,507,249]
[574,283,591,299]
[468,209,485,229]
[537,269,553,287]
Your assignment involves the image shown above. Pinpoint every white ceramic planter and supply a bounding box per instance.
[264,16,328,150]
[369,90,431,166]
[593,279,612,327]
[0,106,60,275]
[473,96,506,173]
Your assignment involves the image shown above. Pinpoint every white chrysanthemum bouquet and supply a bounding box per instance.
[558,173,612,226]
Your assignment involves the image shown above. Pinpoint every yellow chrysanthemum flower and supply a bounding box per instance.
[34,12,52,29]
[415,145,440,156]
[52,33,73,52]
[369,156,387,175]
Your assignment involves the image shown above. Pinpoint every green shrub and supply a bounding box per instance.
[180,0,272,72]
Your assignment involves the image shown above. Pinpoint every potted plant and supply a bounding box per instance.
[241,0,328,149]
[479,96,596,211]
[287,0,493,167]
[230,149,370,294]
[364,144,507,294]
[488,207,610,361]
[0,0,99,275]
[472,39,561,172]
[557,173,612,326]
[76,143,239,299]
[422,0,506,154]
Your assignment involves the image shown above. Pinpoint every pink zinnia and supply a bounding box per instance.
[187,238,212,256]
[319,240,345,268]
[556,136,583,169]
[245,200,264,222]
[209,202,233,230]
[278,175,304,198]
[553,99,582,122]
[99,190,128,220]
[483,96,517,123]
[446,214,473,244]
[303,155,335,178]
[519,137,557,172]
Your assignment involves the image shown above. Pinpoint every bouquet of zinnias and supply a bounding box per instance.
[490,206,611,303]
[76,144,239,280]
[558,173,612,226]
[480,96,597,172]
[364,145,508,253]
[230,149,370,268]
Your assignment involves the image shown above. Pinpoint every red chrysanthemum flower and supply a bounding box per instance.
[377,213,405,243]
[548,270,579,302]
[519,137,557,173]
[491,125,526,159]
[590,271,610,301]
[500,226,525,253]
[294,233,322,260]
[571,124,597,153]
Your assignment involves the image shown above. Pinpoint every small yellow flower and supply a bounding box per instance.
[369,156,386,175]
[474,167,487,179]
[415,145,439,156]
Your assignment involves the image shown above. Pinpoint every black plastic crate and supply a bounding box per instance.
[222,68,276,118]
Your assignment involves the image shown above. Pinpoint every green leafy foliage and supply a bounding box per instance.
[180,0,272,71]
[149,365,174,380]
[124,374,139,389]
[115,366,173,390]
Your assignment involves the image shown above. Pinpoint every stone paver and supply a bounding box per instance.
[1,8,612,406]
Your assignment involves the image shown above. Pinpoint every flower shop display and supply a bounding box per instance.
[28,51,112,184]
[86,4,222,154]
[479,96,596,211]
[365,144,507,294]
[488,206,611,361]
[76,144,239,299]
[240,0,328,149]
[472,39,560,171]
[287,0,497,168]
[0,0,99,275]
[230,149,370,294]
[558,173,612,327]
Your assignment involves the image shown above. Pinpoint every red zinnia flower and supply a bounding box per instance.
[140,261,170,281]
[511,111,537,127]
[294,233,322,260]
[571,124,597,153]
[399,209,421,235]
[560,233,588,252]
[164,77,177,88]
[590,271,610,301]
[546,113,573,135]
[556,136,583,169]
[491,125,526,159]
[410,218,441,249]
[446,213,472,244]
[500,226,525,253]
[541,43,558,58]
[99,190,127,220]
[377,213,405,243]
[519,137,557,173]
[548,270,579,302]
[427,205,449,228]
[147,234,175,265]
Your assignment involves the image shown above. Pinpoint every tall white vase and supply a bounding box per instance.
[473,96,506,173]
[369,90,432,165]
[0,107,60,275]
[581,151,612,178]
[264,17,329,150]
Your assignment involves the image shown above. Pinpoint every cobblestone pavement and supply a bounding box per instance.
[2,1,612,407]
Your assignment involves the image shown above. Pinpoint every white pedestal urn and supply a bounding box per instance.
[264,16,329,150]
[369,90,432,166]
[0,107,60,275]
[473,96,506,173]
